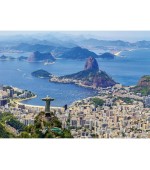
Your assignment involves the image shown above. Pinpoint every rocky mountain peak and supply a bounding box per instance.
[84,57,99,71]
[138,75,150,87]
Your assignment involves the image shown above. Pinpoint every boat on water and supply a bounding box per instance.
[17,68,22,71]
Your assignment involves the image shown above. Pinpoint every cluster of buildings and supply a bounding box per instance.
[58,84,150,138]
[0,100,64,128]
[0,102,41,126]
[1,82,150,138]
[0,84,35,107]
[144,95,150,107]
[0,84,38,126]
[0,85,14,106]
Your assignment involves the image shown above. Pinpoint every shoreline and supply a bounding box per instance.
[114,48,136,57]
[114,51,122,56]
[49,78,99,91]
[13,84,97,109]
[14,95,63,109]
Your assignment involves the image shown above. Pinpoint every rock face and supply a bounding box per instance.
[50,57,116,88]
[28,51,55,62]
[92,71,116,88]
[131,75,150,96]
[84,57,99,71]
[138,75,150,87]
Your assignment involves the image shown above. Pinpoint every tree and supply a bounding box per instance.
[92,98,105,107]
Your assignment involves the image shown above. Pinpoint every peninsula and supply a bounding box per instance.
[49,57,116,89]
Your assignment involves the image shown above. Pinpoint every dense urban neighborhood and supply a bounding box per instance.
[0,81,150,138]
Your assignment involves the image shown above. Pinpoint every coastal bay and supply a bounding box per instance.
[0,49,150,106]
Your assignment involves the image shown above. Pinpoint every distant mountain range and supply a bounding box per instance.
[59,47,116,59]
[50,47,70,58]
[78,39,150,48]
[12,43,55,52]
[8,38,150,61]
[12,43,71,57]
[12,44,99,59]
[78,39,131,47]
[14,44,115,60]
[3,31,150,51]
[12,39,150,53]
[59,46,99,59]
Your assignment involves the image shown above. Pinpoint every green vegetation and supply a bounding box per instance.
[141,75,150,81]
[91,133,98,138]
[19,112,73,138]
[60,46,98,59]
[0,112,13,123]
[3,86,13,90]
[114,97,133,104]
[132,86,150,96]
[0,112,72,138]
[14,91,22,96]
[121,97,133,104]
[31,69,51,78]
[7,118,25,132]
[23,90,35,98]
[91,98,105,107]
[0,123,13,138]
[131,75,150,96]
[62,129,72,138]
[0,112,22,138]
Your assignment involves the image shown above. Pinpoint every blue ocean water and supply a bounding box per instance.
[97,49,150,86]
[0,56,96,106]
[0,49,150,106]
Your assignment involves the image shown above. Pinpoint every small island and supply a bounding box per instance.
[18,56,28,61]
[0,55,16,60]
[31,69,52,78]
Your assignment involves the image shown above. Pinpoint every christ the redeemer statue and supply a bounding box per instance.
[42,95,54,117]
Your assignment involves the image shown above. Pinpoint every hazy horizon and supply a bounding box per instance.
[0,31,150,42]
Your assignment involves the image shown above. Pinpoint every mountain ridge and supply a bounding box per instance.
[28,51,56,62]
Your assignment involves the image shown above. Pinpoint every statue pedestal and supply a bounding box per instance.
[45,112,51,117]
